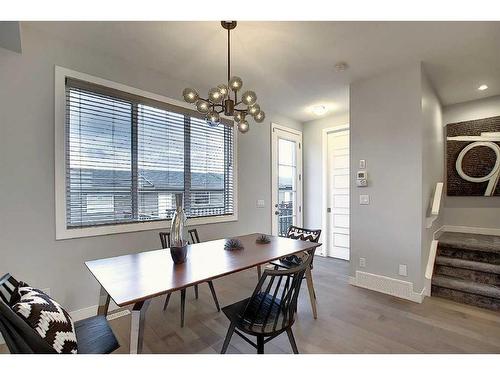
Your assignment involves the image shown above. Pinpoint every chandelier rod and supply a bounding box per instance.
[227,26,231,83]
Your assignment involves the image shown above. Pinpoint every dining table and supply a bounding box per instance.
[85,232,321,353]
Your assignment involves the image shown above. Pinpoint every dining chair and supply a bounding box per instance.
[270,225,321,319]
[0,273,119,354]
[158,228,221,327]
[220,252,313,354]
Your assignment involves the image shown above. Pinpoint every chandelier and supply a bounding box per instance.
[182,21,265,133]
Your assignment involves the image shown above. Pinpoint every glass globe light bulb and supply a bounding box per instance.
[234,112,245,123]
[248,103,260,116]
[208,87,223,104]
[217,84,229,98]
[237,120,250,133]
[241,91,257,106]
[228,76,243,92]
[254,110,265,123]
[182,88,198,103]
[206,110,220,127]
[196,99,210,114]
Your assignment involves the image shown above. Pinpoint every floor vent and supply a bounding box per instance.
[106,309,131,321]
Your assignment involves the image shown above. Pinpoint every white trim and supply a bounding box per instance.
[54,66,238,240]
[439,225,500,237]
[69,300,120,322]
[425,182,443,228]
[349,271,424,303]
[270,123,303,236]
[321,124,349,258]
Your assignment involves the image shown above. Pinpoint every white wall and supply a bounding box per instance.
[442,95,500,229]
[303,112,349,237]
[349,64,424,291]
[0,25,302,313]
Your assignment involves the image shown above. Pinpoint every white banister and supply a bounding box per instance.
[426,182,443,229]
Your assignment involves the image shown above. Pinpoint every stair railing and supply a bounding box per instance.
[425,182,443,229]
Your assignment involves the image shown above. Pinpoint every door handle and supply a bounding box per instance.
[274,211,279,215]
[327,207,331,213]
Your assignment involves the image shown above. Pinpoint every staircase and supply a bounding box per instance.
[431,232,500,311]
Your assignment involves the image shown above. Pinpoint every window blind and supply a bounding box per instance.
[65,78,234,228]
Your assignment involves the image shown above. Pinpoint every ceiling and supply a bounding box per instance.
[24,21,500,122]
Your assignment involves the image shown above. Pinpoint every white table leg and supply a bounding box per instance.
[97,286,110,316]
[130,299,151,354]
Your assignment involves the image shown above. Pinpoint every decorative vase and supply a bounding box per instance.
[170,193,188,264]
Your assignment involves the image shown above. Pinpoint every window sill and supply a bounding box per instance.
[55,214,238,240]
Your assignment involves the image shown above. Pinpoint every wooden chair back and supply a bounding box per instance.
[238,252,313,335]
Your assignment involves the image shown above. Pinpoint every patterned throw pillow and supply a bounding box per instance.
[11,286,78,354]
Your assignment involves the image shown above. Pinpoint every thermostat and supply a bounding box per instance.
[356,171,368,187]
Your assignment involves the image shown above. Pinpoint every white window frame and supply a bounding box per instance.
[55,66,238,240]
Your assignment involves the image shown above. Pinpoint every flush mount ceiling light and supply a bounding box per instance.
[334,62,349,72]
[182,21,265,134]
[478,84,489,91]
[311,105,328,116]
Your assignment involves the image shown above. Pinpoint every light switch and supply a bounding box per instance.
[256,199,265,208]
[359,159,366,169]
[399,264,408,277]
[359,194,370,205]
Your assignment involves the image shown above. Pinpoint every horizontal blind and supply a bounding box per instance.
[65,78,234,229]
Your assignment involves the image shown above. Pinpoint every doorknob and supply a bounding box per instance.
[274,211,279,215]
[327,207,331,213]
[274,204,278,208]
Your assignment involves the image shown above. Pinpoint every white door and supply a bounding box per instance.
[271,124,303,236]
[326,130,350,260]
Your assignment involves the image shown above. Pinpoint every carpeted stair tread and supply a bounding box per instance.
[438,232,500,254]
[435,256,500,275]
[432,275,500,299]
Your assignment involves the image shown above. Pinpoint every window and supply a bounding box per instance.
[56,68,237,239]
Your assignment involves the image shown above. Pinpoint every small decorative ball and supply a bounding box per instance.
[241,90,257,106]
[256,234,271,244]
[217,84,229,98]
[224,238,244,251]
[254,110,265,123]
[206,111,220,127]
[208,87,223,103]
[237,120,250,133]
[196,99,210,114]
[248,103,260,116]
[228,76,243,91]
[234,112,245,123]
[183,88,198,103]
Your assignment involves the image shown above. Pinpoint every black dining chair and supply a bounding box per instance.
[220,251,313,354]
[0,273,119,354]
[270,225,321,319]
[158,228,220,327]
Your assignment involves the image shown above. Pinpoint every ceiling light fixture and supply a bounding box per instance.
[182,21,265,134]
[311,105,328,116]
[334,62,348,72]
[478,84,488,91]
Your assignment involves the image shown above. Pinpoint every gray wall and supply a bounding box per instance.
[349,64,425,291]
[420,67,444,278]
[0,25,301,312]
[303,112,349,246]
[442,95,500,229]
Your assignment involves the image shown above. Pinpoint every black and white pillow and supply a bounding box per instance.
[11,285,78,354]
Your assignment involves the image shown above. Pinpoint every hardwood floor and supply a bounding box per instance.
[2,257,500,354]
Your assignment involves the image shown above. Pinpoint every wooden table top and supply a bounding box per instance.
[85,233,320,307]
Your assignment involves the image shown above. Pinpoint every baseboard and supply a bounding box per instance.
[440,225,500,237]
[349,271,424,303]
[69,300,120,322]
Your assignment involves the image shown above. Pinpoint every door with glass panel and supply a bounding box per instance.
[271,124,303,236]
